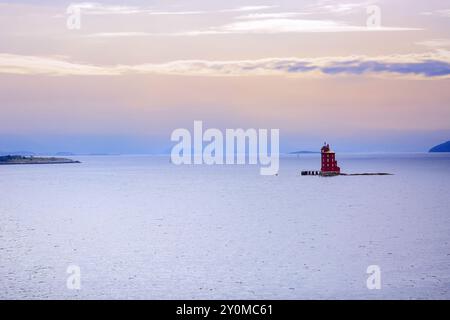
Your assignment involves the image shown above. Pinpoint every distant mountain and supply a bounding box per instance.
[0,150,36,156]
[55,152,76,156]
[429,141,450,153]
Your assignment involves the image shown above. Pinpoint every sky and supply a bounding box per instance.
[0,0,450,154]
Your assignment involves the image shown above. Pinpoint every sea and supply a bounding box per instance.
[1,153,449,299]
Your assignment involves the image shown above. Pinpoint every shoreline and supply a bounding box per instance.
[0,161,81,166]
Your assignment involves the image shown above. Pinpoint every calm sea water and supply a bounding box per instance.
[1,154,449,299]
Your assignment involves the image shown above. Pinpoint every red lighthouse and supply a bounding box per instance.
[321,143,340,176]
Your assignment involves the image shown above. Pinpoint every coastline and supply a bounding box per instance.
[0,156,80,165]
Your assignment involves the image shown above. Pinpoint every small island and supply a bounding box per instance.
[429,141,450,153]
[0,155,80,165]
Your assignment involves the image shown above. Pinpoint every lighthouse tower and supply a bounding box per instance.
[320,143,340,176]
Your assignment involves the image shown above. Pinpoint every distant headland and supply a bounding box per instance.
[0,155,80,165]
[429,141,450,153]
[290,151,320,154]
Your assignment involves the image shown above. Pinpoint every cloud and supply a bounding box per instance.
[67,1,379,18]
[1,52,449,79]
[69,2,275,16]
[421,9,450,17]
[200,18,419,34]
[220,5,278,13]
[235,12,311,20]
[416,39,450,49]
[309,1,374,14]
[145,11,205,15]
[67,2,418,37]
[0,54,119,76]
[69,2,204,15]
[320,59,450,77]
[69,2,143,15]
[85,32,153,38]
[86,17,421,38]
[439,9,450,17]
